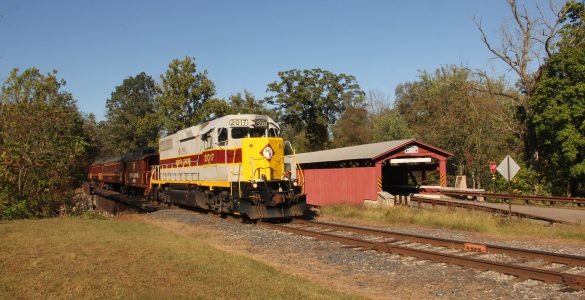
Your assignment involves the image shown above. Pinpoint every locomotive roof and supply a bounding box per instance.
[161,114,278,140]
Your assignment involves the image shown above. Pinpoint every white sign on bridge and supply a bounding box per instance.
[497,155,520,181]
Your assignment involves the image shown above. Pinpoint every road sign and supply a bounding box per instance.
[497,155,520,181]
[489,161,497,173]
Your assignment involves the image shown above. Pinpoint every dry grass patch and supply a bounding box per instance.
[0,217,356,299]
[320,205,585,242]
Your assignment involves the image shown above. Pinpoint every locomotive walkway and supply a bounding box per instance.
[413,196,585,224]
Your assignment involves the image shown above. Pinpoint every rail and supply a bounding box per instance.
[292,219,585,267]
[441,191,585,205]
[260,220,585,289]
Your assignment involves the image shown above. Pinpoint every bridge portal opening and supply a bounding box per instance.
[381,157,441,195]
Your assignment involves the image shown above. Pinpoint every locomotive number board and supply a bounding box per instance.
[229,119,268,127]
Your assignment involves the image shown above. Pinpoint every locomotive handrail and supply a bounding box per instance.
[289,147,305,191]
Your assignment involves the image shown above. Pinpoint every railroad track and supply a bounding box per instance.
[90,188,585,289]
[260,219,585,290]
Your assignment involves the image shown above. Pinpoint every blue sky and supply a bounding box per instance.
[0,1,542,120]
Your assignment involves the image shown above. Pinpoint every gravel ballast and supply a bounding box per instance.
[144,209,585,299]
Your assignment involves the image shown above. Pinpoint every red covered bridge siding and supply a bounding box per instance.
[295,139,452,206]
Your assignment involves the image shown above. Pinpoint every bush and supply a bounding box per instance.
[0,68,91,219]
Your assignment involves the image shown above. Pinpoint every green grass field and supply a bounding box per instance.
[321,205,585,242]
[0,218,357,300]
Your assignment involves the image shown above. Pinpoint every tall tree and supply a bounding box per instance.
[200,98,232,121]
[105,72,159,155]
[0,68,89,219]
[371,110,413,142]
[157,57,215,135]
[395,66,520,189]
[529,1,585,196]
[331,106,373,147]
[474,0,574,164]
[228,90,275,117]
[267,69,365,152]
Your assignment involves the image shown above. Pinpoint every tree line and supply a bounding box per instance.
[0,0,583,219]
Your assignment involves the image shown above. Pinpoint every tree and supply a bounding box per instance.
[81,112,101,162]
[0,68,89,219]
[474,0,574,164]
[394,66,520,189]
[331,106,373,147]
[529,1,585,196]
[157,57,215,135]
[104,72,159,155]
[200,98,232,121]
[267,69,365,152]
[371,110,413,142]
[228,90,275,117]
[365,89,393,115]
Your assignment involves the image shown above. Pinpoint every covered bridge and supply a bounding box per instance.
[294,139,453,206]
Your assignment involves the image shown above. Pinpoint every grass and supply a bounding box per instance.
[0,217,357,300]
[320,205,585,242]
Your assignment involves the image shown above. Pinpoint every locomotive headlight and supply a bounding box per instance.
[251,181,258,189]
[292,180,298,187]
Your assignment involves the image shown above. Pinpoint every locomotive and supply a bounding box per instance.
[89,114,306,220]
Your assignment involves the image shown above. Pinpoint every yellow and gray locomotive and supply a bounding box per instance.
[149,114,306,219]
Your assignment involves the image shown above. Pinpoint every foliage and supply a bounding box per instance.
[394,66,521,189]
[331,106,372,147]
[157,56,215,135]
[267,69,365,152]
[490,159,550,195]
[558,0,585,49]
[371,109,413,142]
[0,68,89,219]
[200,98,232,121]
[475,1,579,165]
[191,91,277,124]
[529,2,585,196]
[228,90,275,117]
[104,72,159,155]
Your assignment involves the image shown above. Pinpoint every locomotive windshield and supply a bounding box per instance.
[232,128,265,139]
[231,127,280,139]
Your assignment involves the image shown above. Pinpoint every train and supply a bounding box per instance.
[88,114,307,220]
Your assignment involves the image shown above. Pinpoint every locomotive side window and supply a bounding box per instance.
[269,128,279,137]
[202,132,214,149]
[218,128,228,143]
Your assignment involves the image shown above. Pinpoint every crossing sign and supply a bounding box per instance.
[497,155,520,181]
[489,161,497,173]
